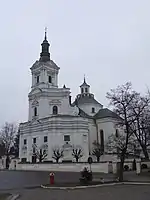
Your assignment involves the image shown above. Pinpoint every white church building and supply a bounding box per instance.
[19,31,120,163]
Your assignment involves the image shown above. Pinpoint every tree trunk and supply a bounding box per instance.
[136,120,149,160]
[76,158,79,162]
[6,155,10,169]
[118,155,125,182]
[97,156,100,162]
[56,158,59,163]
[39,154,42,163]
[142,147,149,160]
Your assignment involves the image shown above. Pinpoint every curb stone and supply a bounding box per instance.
[41,182,123,190]
[123,182,150,185]
[41,181,150,190]
[7,194,20,200]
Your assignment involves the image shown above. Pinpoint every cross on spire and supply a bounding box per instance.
[44,27,47,40]
[84,74,86,83]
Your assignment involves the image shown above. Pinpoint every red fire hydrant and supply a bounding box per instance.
[50,172,55,185]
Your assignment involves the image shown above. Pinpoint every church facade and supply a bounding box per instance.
[19,32,120,163]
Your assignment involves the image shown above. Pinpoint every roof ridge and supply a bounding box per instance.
[94,108,121,120]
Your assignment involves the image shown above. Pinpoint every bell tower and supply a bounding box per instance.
[30,29,60,90]
[80,76,90,94]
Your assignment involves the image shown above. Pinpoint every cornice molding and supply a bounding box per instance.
[20,125,89,135]
[30,60,60,71]
[49,100,61,105]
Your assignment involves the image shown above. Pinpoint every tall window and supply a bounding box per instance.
[92,107,95,113]
[85,88,88,93]
[33,138,36,144]
[81,88,84,93]
[34,107,37,116]
[48,76,52,83]
[100,130,104,153]
[36,76,39,83]
[53,106,58,115]
[24,139,27,145]
[44,136,48,143]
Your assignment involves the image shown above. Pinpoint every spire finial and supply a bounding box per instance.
[44,27,47,40]
[40,27,50,62]
[84,74,86,83]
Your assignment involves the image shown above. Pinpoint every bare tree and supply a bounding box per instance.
[32,144,48,162]
[72,146,83,162]
[107,132,135,158]
[0,141,5,158]
[52,147,64,163]
[106,82,137,181]
[37,149,47,162]
[92,141,103,162]
[0,122,17,156]
[10,133,20,158]
[129,94,150,159]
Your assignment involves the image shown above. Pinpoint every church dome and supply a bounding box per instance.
[73,94,102,106]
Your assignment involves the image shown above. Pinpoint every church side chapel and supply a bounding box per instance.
[19,30,121,163]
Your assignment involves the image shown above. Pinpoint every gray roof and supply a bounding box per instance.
[78,108,93,119]
[78,107,120,120]
[30,59,60,70]
[80,82,90,87]
[73,95,102,106]
[94,108,121,120]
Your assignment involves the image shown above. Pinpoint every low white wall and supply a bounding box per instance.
[0,157,6,169]
[0,159,3,169]
[9,159,19,170]
[111,159,141,173]
[112,162,117,174]
[141,161,150,168]
[100,154,118,162]
[124,159,141,170]
[9,158,142,174]
[16,162,109,173]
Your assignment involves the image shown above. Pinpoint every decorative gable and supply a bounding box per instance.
[28,88,42,98]
[32,99,39,107]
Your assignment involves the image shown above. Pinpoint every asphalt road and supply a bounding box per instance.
[1,171,150,199]
[10,185,150,200]
[0,171,80,190]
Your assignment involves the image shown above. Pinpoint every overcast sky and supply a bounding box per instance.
[0,0,150,125]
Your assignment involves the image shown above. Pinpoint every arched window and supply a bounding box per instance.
[53,106,58,115]
[92,107,95,113]
[85,88,88,93]
[48,76,52,83]
[81,88,84,93]
[36,76,39,83]
[34,107,37,116]
[100,129,104,153]
[115,129,119,137]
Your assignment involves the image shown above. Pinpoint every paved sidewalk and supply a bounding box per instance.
[124,171,150,182]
